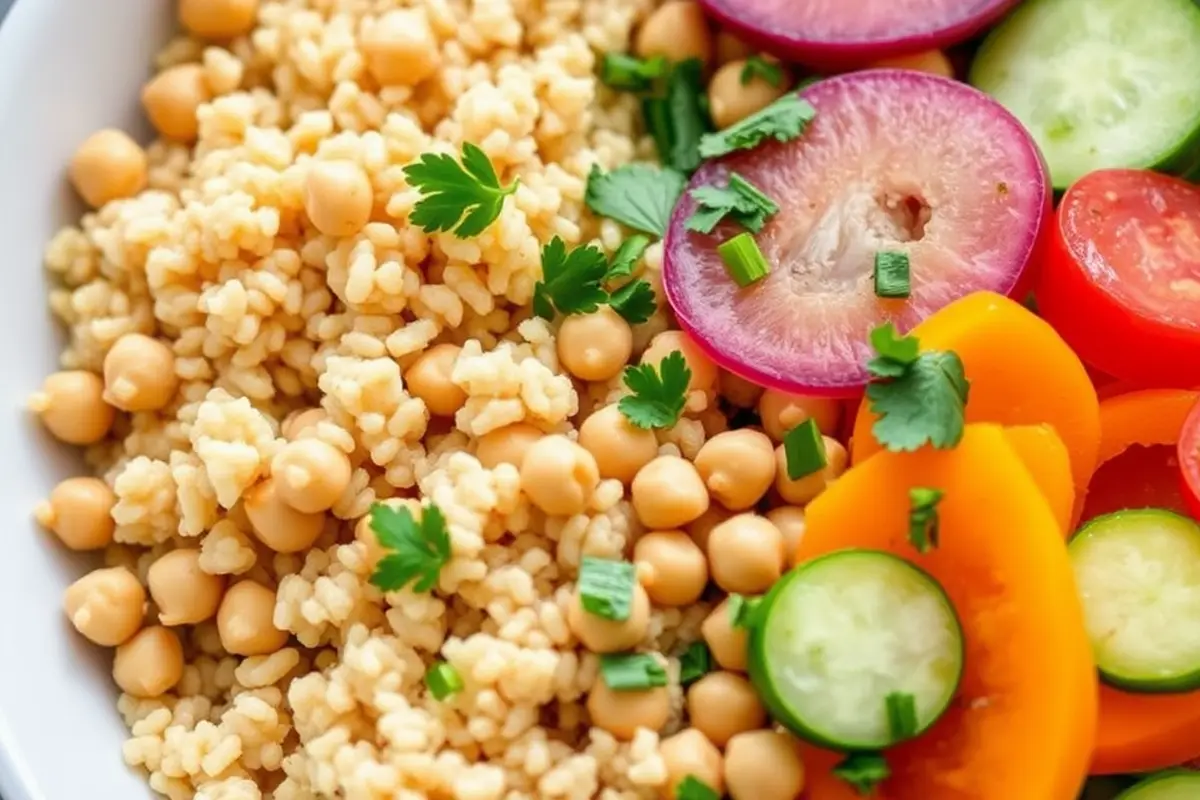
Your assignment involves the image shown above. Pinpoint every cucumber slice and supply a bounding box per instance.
[747,549,964,750]
[969,0,1200,189]
[1070,510,1200,693]
[1115,772,1200,800]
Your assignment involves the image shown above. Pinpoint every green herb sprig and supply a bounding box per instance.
[404,143,518,237]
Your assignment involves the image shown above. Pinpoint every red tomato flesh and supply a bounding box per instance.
[1178,398,1200,521]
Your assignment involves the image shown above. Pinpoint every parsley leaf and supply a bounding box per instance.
[833,752,891,796]
[908,487,944,553]
[369,502,452,593]
[608,279,657,324]
[865,324,969,451]
[741,55,784,88]
[686,172,779,234]
[698,94,816,159]
[532,237,609,319]
[607,235,650,279]
[404,143,518,237]
[618,350,692,430]
[586,164,688,237]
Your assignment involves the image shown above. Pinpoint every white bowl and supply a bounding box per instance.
[0,1,171,797]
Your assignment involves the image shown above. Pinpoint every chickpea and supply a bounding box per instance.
[872,49,955,79]
[520,435,600,517]
[707,514,784,594]
[634,530,707,606]
[694,430,775,511]
[271,439,352,513]
[361,9,441,87]
[687,505,733,553]
[102,333,178,412]
[568,582,650,653]
[36,477,115,551]
[587,675,670,740]
[68,129,148,208]
[217,580,288,656]
[147,549,225,626]
[179,0,259,39]
[113,626,185,698]
[281,407,326,440]
[701,598,749,671]
[63,567,146,646]
[304,160,373,238]
[659,728,724,799]
[766,505,806,560]
[355,497,423,571]
[141,64,211,142]
[557,308,633,382]
[708,58,791,129]
[687,671,767,746]
[758,389,840,442]
[405,344,466,417]
[29,371,115,445]
[641,331,718,395]
[578,404,658,484]
[724,730,806,800]
[774,437,848,506]
[475,423,543,470]
[715,32,754,65]
[719,370,763,408]
[243,478,327,552]
[631,456,710,529]
[635,1,713,67]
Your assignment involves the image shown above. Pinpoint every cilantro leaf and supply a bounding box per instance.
[607,235,650,280]
[369,502,452,593]
[698,94,816,159]
[618,350,692,429]
[404,143,518,237]
[866,322,920,378]
[686,172,779,234]
[608,280,657,324]
[908,487,944,553]
[586,164,688,237]
[833,752,891,796]
[741,55,784,88]
[532,237,609,319]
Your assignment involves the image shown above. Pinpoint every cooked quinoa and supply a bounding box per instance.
[32,1,831,798]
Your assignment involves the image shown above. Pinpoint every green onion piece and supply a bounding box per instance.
[426,661,464,701]
[600,53,667,92]
[908,487,945,553]
[874,251,911,299]
[675,774,721,800]
[678,641,712,687]
[727,593,762,630]
[783,417,827,480]
[717,232,770,287]
[578,556,636,621]
[740,55,784,88]
[600,652,669,691]
[886,691,918,740]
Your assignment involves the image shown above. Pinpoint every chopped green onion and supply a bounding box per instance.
[600,53,667,92]
[578,557,636,621]
[832,752,891,796]
[908,487,945,553]
[717,232,770,287]
[426,661,464,701]
[874,251,911,299]
[600,652,669,691]
[727,593,762,630]
[885,691,918,740]
[740,55,784,88]
[678,641,712,687]
[675,775,721,800]
[783,417,827,480]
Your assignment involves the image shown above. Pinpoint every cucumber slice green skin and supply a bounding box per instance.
[747,549,965,751]
[1114,771,1200,800]
[1069,509,1200,694]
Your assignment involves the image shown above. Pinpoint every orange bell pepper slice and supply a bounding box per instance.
[1002,424,1075,534]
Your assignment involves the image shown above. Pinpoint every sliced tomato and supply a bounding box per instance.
[1179,397,1200,521]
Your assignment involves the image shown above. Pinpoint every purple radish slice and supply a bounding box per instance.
[662,70,1050,398]
[700,0,1022,69]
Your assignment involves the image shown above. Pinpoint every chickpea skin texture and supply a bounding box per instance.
[244,478,328,552]
[708,59,791,129]
[759,388,841,442]
[68,129,148,208]
[687,505,733,553]
[271,439,352,514]
[694,429,776,511]
[63,567,146,647]
[634,530,707,606]
[520,435,600,517]
[641,330,718,395]
[659,728,724,798]
[715,31,755,64]
[631,455,710,529]
[281,407,327,440]
[37,477,115,551]
[635,1,713,67]
[577,404,658,484]
[178,0,259,39]
[304,160,373,237]
[361,9,441,87]
[557,307,633,382]
[567,582,650,653]
[687,671,768,746]
[102,333,178,412]
[774,436,848,506]
[767,505,807,559]
[217,580,289,656]
[30,370,115,445]
[405,343,466,417]
[113,626,185,699]
[586,677,670,740]
[148,549,225,626]
[724,730,807,800]
[707,514,785,594]
[475,422,543,469]
[702,598,749,672]
[141,63,211,142]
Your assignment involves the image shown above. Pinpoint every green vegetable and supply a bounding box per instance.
[578,557,636,621]
[832,752,891,796]
[874,251,911,299]
[600,652,669,691]
[686,172,779,234]
[698,94,817,159]
[368,502,452,593]
[425,661,464,700]
[607,235,651,279]
[600,53,667,92]
[741,55,784,88]
[403,143,518,237]
[728,593,762,630]
[675,775,721,800]
[885,692,918,740]
[717,232,771,287]
[608,279,658,324]
[618,350,692,430]
[783,417,827,480]
[865,323,969,452]
[908,487,944,554]
[643,59,712,174]
[532,238,609,320]
[678,641,712,687]
[585,164,688,237]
